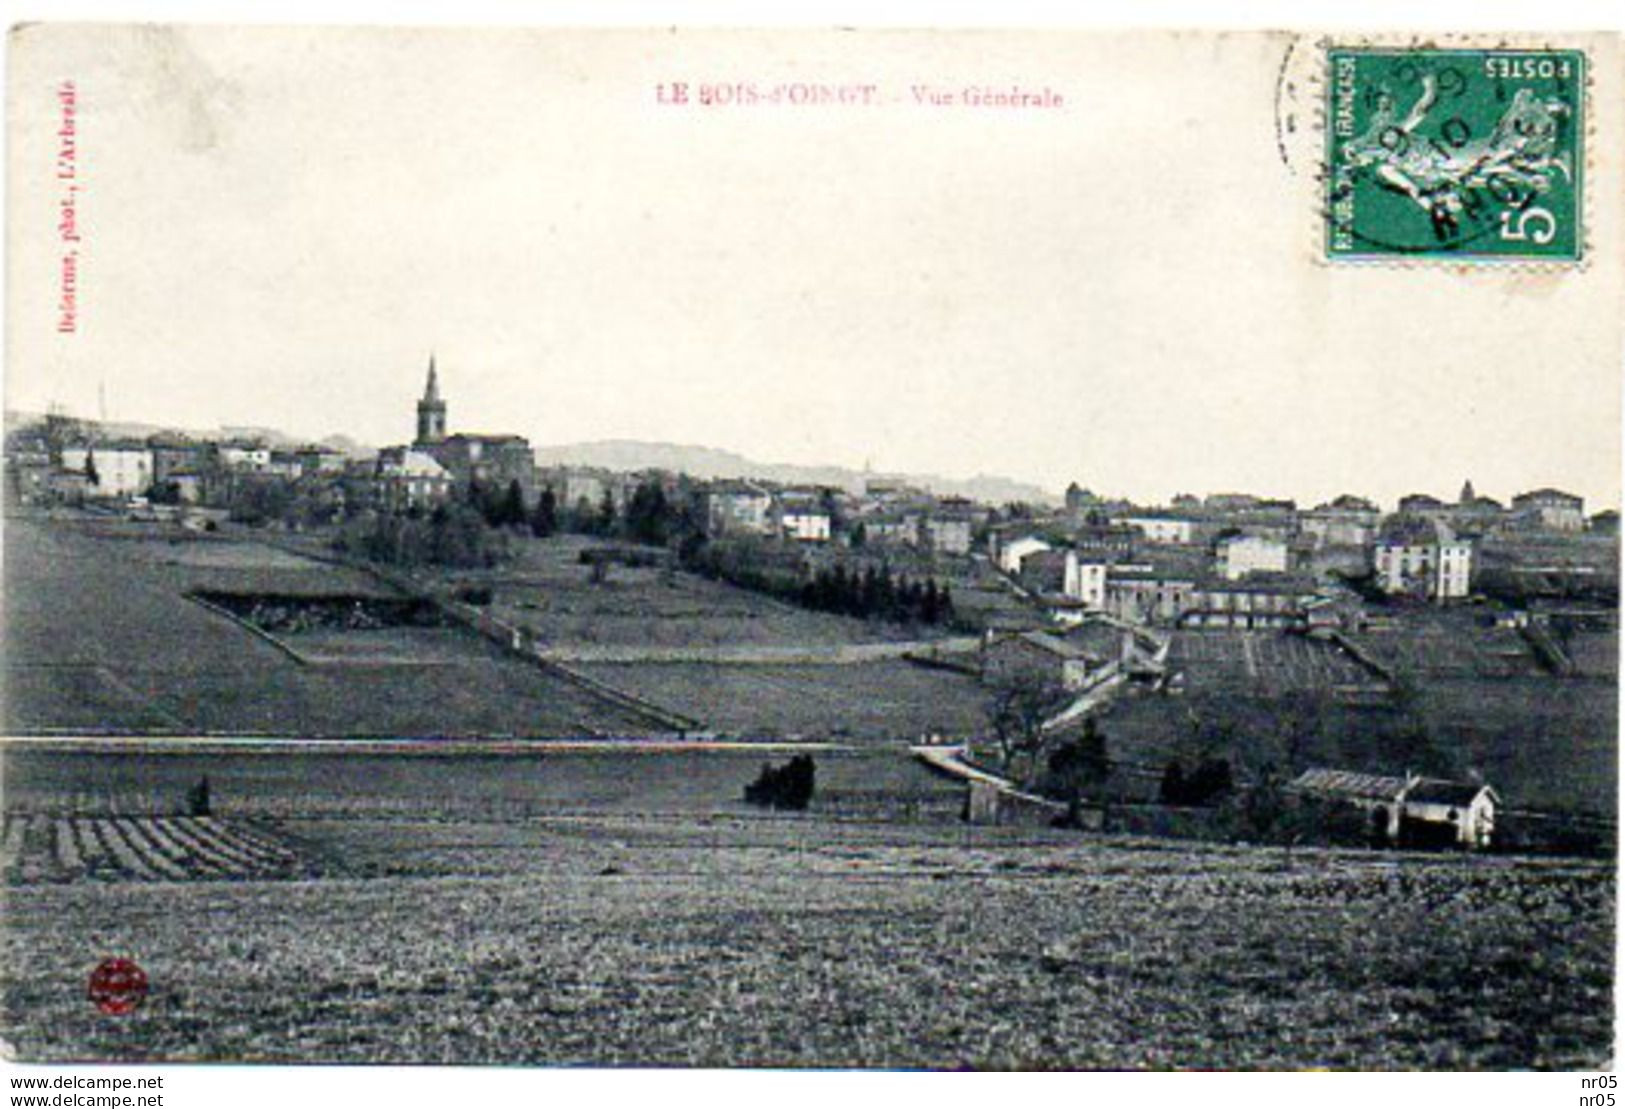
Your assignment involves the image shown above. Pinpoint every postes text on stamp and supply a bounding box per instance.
[1326,47,1584,262]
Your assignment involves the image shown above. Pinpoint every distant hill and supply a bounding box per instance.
[4,412,1056,505]
[5,411,375,457]
[534,439,1059,506]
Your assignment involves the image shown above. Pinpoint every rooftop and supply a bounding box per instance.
[1405,778,1496,807]
[1290,768,1409,801]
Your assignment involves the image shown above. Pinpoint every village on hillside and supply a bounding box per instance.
[3,358,1617,857]
[4,20,1619,1078]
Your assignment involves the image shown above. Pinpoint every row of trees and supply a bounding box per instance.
[464,478,560,538]
[798,564,954,626]
[682,535,958,629]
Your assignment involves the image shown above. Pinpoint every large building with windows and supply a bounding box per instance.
[1510,488,1585,533]
[1372,518,1472,601]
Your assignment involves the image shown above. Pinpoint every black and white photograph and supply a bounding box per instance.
[1,17,1619,1084]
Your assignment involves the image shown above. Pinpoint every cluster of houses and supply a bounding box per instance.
[9,360,1609,598]
[680,477,982,554]
[2,364,993,554]
[8,420,351,514]
[984,480,1610,634]
[4,362,544,523]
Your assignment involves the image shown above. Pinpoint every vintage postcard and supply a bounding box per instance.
[2,24,1620,1071]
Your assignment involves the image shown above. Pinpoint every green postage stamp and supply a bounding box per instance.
[1325,47,1585,262]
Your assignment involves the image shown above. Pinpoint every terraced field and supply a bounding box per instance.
[1168,630,1381,693]
[0,813,313,883]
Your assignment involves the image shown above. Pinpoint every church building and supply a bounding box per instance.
[411,356,537,505]
[415,355,448,446]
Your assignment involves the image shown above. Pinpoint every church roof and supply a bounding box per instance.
[421,355,442,404]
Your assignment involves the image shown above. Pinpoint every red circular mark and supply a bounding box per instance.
[87,958,148,1016]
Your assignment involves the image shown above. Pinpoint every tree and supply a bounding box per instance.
[860,565,880,618]
[922,580,942,624]
[1275,688,1332,775]
[567,496,593,534]
[500,479,525,528]
[596,487,617,537]
[1237,764,1289,841]
[530,487,558,538]
[1160,755,1233,806]
[1045,720,1113,827]
[1160,760,1188,804]
[1049,717,1111,802]
[743,755,816,810]
[986,676,1067,785]
[185,775,211,817]
[625,479,673,546]
[83,448,99,487]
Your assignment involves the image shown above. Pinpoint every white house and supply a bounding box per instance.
[1216,534,1289,580]
[375,447,451,509]
[997,535,1051,574]
[60,445,153,498]
[1062,553,1108,609]
[1114,515,1196,545]
[1373,519,1472,600]
[701,481,773,536]
[218,441,272,471]
[923,516,973,556]
[1290,768,1499,849]
[1300,495,1381,548]
[780,510,832,543]
[1435,542,1472,598]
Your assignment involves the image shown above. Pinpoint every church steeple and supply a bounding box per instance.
[416,353,447,445]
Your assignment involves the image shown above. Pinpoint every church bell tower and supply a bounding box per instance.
[416,354,447,446]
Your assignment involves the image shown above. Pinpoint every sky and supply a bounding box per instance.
[7,24,1622,511]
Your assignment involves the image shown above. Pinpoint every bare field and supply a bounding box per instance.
[1414,678,1618,817]
[1346,611,1547,680]
[1,519,660,737]
[0,746,960,823]
[473,536,922,649]
[0,816,1610,1068]
[572,660,991,741]
[4,518,983,740]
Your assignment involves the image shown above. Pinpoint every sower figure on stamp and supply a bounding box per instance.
[1347,72,1572,230]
